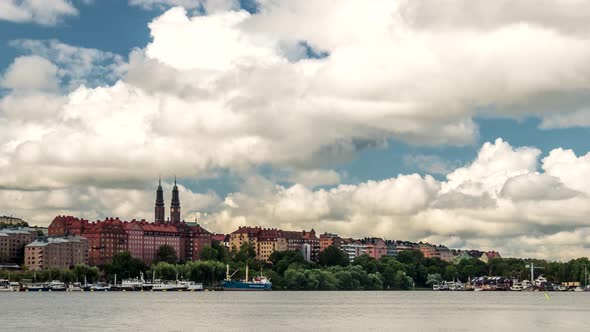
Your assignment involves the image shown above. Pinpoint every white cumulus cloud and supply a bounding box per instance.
[0,0,78,25]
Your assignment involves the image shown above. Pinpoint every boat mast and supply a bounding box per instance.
[226,264,230,281]
[245,264,249,283]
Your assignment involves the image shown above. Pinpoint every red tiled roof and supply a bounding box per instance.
[231,226,262,235]
[211,234,226,241]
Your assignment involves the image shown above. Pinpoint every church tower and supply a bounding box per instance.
[155,178,165,224]
[170,176,181,223]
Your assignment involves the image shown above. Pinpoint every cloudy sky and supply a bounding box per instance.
[2,0,590,260]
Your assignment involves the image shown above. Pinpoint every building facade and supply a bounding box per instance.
[0,216,27,226]
[229,227,319,262]
[0,228,37,262]
[341,238,366,262]
[319,233,342,252]
[361,237,387,260]
[24,236,88,270]
[385,240,398,257]
[417,242,437,258]
[48,180,212,266]
[436,246,454,262]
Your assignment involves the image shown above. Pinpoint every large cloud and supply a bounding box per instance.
[200,139,590,260]
[3,4,590,189]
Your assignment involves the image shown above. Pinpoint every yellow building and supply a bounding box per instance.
[230,227,289,262]
[257,229,287,262]
[229,226,261,253]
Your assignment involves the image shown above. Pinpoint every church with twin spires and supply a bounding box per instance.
[48,178,212,266]
[155,177,181,224]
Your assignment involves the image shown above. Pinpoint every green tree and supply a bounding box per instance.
[283,268,307,290]
[105,251,147,281]
[154,245,178,264]
[200,245,219,261]
[366,273,384,290]
[233,243,256,263]
[151,262,178,280]
[394,270,413,290]
[269,250,310,275]
[73,264,100,283]
[211,241,229,262]
[426,273,442,286]
[353,254,380,274]
[319,245,349,267]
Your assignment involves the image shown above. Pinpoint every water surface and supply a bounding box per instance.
[1,292,589,331]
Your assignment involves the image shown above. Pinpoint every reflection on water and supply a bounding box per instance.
[1,292,590,331]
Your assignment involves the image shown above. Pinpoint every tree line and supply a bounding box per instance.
[3,242,589,290]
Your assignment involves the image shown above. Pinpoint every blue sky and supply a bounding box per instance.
[2,0,590,259]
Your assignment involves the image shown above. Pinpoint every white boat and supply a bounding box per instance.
[151,282,178,291]
[0,280,19,292]
[121,278,144,291]
[510,280,523,291]
[48,280,66,291]
[68,282,83,292]
[177,280,203,291]
[90,283,111,291]
[534,275,548,288]
[521,280,533,291]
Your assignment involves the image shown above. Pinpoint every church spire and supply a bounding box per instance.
[170,175,180,223]
[155,177,165,223]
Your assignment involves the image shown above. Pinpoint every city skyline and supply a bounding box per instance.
[2,1,590,261]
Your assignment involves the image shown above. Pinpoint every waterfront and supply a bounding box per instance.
[1,292,590,331]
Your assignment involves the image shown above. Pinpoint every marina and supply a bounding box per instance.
[0,275,204,292]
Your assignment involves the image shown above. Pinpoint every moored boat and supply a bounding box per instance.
[177,280,203,291]
[48,280,66,291]
[68,282,84,292]
[221,264,272,291]
[90,282,111,292]
[26,283,50,292]
[0,280,21,292]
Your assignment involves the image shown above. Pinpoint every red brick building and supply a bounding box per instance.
[48,180,212,266]
[418,242,437,258]
[361,237,387,260]
[319,232,342,252]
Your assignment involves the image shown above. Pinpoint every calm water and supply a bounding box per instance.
[1,292,590,331]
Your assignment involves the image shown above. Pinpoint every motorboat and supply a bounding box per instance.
[68,282,84,292]
[48,280,66,291]
[510,281,523,291]
[26,283,49,292]
[0,280,20,292]
[90,282,111,292]
[176,280,203,291]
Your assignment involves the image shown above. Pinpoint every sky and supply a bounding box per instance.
[1,0,590,260]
